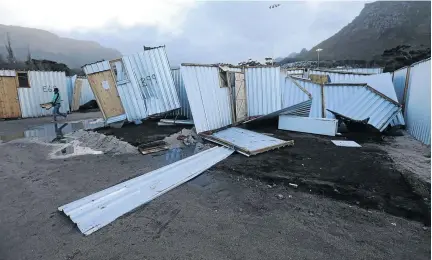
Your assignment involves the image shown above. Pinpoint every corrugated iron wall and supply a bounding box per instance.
[122,47,180,116]
[168,69,192,119]
[66,75,76,108]
[330,68,383,74]
[18,71,69,118]
[245,67,281,116]
[392,67,408,103]
[281,76,310,108]
[0,70,16,77]
[78,78,95,106]
[323,84,364,119]
[405,59,431,145]
[291,77,322,118]
[309,70,365,83]
[181,65,232,133]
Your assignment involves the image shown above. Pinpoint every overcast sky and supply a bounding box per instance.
[0,0,367,65]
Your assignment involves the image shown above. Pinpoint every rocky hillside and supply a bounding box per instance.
[0,25,121,68]
[297,1,431,61]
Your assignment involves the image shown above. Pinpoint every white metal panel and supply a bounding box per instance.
[282,76,311,108]
[245,67,282,116]
[323,84,364,119]
[331,140,361,147]
[83,61,111,74]
[291,77,322,118]
[181,65,233,133]
[0,70,16,77]
[328,86,401,132]
[66,75,76,108]
[405,59,431,145]
[122,47,180,116]
[342,73,398,102]
[281,68,304,76]
[309,70,366,83]
[278,116,338,136]
[116,79,148,121]
[330,68,383,74]
[168,69,192,119]
[78,78,95,105]
[392,67,408,103]
[58,146,234,235]
[210,127,292,156]
[18,71,69,118]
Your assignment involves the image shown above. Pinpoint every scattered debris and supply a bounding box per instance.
[138,140,169,155]
[278,116,338,136]
[391,222,397,226]
[58,146,234,235]
[331,140,362,147]
[275,194,284,200]
[289,183,298,188]
[202,127,294,156]
[159,119,194,125]
[163,128,201,149]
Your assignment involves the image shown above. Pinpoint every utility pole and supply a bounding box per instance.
[316,48,323,68]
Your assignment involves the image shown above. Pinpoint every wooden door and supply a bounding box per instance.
[71,78,83,111]
[87,70,125,120]
[0,76,21,118]
[233,73,247,122]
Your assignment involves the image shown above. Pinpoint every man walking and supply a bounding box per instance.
[51,88,67,122]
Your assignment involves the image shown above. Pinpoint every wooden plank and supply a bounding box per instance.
[71,78,83,111]
[87,70,125,119]
[234,73,247,122]
[0,76,21,118]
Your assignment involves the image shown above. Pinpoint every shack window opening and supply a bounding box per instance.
[219,70,228,88]
[18,72,30,88]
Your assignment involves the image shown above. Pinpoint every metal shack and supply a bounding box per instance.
[0,70,69,119]
[83,46,180,123]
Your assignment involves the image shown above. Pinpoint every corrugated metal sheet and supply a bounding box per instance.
[66,75,76,108]
[278,116,338,136]
[309,70,366,83]
[83,61,111,74]
[0,70,16,77]
[290,77,322,117]
[405,59,431,145]
[18,71,69,118]
[243,100,312,124]
[330,68,383,74]
[58,146,234,235]
[281,68,304,76]
[122,47,180,116]
[245,67,281,116]
[203,127,293,156]
[282,76,311,108]
[181,65,233,133]
[327,86,401,132]
[168,69,192,119]
[323,84,365,119]
[342,73,398,102]
[392,67,408,103]
[78,78,95,105]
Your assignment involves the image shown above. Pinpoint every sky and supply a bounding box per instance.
[0,0,367,65]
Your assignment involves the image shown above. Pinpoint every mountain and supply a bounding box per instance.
[0,25,122,68]
[297,1,431,61]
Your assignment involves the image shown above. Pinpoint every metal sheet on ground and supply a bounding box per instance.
[204,127,294,156]
[331,140,361,147]
[278,116,338,136]
[58,146,234,235]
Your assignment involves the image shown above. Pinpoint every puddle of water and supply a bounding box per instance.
[0,118,106,143]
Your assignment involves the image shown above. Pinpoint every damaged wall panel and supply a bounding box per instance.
[279,116,338,136]
[323,84,365,119]
[392,67,409,104]
[290,77,323,118]
[181,65,233,133]
[168,69,192,119]
[330,68,383,74]
[245,66,281,116]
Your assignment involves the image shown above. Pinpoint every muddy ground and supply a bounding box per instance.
[0,115,430,259]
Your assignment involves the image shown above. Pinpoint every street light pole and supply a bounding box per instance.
[316,48,323,68]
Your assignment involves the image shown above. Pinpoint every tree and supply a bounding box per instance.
[5,32,16,64]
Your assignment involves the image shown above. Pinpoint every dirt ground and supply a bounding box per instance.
[0,116,430,260]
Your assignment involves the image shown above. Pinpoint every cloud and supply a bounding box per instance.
[1,1,366,65]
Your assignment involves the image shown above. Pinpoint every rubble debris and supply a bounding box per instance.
[331,140,362,147]
[58,146,234,235]
[275,194,284,200]
[163,128,201,149]
[159,119,194,125]
[289,183,298,188]
[278,116,338,136]
[138,140,169,155]
[202,127,294,157]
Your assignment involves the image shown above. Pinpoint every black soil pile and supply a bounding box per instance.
[214,123,429,225]
[96,119,188,146]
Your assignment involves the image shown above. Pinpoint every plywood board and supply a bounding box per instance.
[234,73,247,122]
[87,70,125,120]
[71,78,83,111]
[0,76,21,118]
